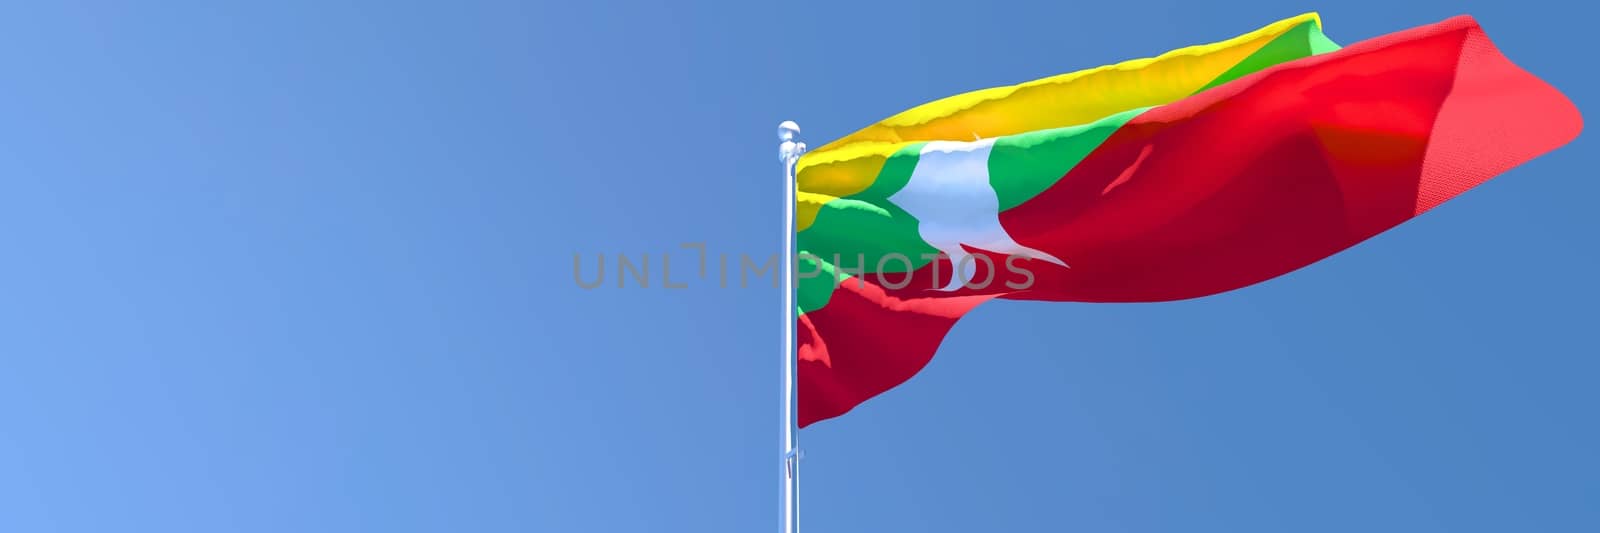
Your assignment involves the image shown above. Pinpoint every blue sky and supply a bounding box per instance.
[0,1,1594,531]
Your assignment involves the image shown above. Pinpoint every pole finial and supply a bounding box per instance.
[779,121,807,165]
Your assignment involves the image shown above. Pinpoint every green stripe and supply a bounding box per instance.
[1194,20,1341,94]
[857,142,925,201]
[987,20,1340,214]
[798,143,935,273]
[797,143,932,315]
[988,107,1149,212]
[796,252,844,315]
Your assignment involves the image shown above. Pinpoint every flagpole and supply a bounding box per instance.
[778,121,805,533]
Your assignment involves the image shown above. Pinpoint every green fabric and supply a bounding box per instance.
[988,107,1149,211]
[796,252,843,315]
[797,143,933,315]
[1195,21,1342,94]
[857,143,925,200]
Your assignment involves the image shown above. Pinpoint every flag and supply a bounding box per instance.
[795,13,1581,427]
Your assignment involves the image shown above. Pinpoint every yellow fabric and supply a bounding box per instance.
[794,12,1322,231]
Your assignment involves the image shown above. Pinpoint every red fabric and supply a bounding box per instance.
[797,16,1582,428]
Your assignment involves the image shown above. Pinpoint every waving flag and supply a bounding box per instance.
[795,14,1581,427]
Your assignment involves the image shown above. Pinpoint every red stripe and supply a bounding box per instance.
[798,281,991,427]
[798,16,1581,428]
[1001,15,1580,302]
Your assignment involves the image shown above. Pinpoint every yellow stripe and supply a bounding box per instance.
[795,12,1323,231]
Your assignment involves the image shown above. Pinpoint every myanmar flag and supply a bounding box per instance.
[795,14,1581,427]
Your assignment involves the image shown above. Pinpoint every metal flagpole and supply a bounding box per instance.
[778,121,805,533]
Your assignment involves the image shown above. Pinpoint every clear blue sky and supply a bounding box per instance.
[0,1,1594,531]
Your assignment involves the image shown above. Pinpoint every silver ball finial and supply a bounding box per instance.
[778,121,806,165]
